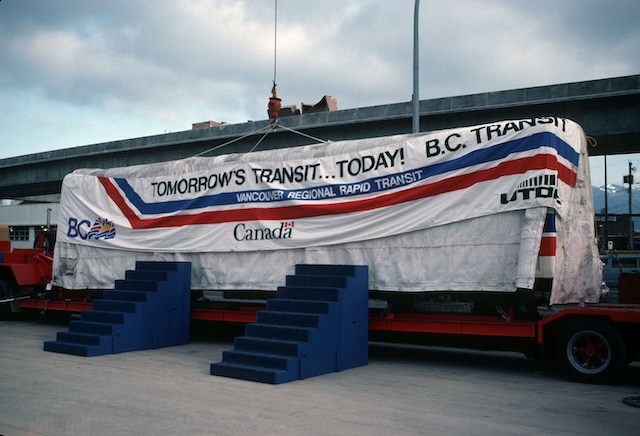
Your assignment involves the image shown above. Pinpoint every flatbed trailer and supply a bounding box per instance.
[14,294,640,384]
[3,118,640,383]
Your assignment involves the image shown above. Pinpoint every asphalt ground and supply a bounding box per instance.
[1,313,639,436]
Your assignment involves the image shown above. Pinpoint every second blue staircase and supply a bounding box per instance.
[210,264,369,384]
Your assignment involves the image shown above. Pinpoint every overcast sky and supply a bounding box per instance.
[0,0,638,186]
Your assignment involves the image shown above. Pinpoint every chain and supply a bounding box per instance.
[495,304,511,322]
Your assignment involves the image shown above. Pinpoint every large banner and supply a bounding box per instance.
[58,117,583,253]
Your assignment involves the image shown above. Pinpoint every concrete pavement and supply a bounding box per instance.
[1,314,639,436]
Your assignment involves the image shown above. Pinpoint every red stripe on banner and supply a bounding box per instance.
[99,177,140,227]
[538,237,557,256]
[99,153,577,229]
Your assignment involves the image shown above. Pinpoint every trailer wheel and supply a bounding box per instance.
[0,279,12,320]
[557,320,625,384]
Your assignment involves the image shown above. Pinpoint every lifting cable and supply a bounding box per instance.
[277,123,328,144]
[192,122,328,158]
[248,129,272,153]
[273,0,278,88]
[193,0,327,158]
[191,124,272,157]
[267,0,281,125]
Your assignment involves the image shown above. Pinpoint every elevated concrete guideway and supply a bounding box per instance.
[0,75,638,200]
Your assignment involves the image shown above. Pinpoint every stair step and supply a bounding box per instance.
[68,320,114,335]
[43,340,108,357]
[102,289,149,302]
[276,286,340,302]
[221,350,297,371]
[135,261,186,272]
[80,310,126,324]
[125,270,169,281]
[256,311,323,328]
[295,264,359,277]
[233,337,302,356]
[114,279,159,292]
[92,300,140,313]
[210,361,297,384]
[266,298,332,314]
[285,274,348,289]
[56,331,111,347]
[245,323,312,342]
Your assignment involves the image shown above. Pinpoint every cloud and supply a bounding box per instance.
[0,0,638,158]
[421,0,640,96]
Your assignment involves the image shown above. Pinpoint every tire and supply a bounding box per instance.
[34,231,56,253]
[556,320,625,384]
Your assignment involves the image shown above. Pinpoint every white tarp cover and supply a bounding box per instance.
[53,117,601,304]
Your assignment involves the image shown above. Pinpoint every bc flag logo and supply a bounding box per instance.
[87,218,117,240]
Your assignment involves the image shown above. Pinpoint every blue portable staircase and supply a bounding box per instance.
[44,261,191,356]
[210,264,369,384]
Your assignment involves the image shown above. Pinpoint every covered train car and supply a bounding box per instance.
[52,117,601,307]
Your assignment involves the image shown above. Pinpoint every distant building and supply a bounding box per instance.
[595,214,638,251]
[0,203,58,249]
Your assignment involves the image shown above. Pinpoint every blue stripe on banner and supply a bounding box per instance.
[116,131,579,215]
[543,210,557,233]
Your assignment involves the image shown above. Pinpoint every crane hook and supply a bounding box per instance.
[268,81,281,126]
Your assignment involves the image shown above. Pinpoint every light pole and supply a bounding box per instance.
[604,155,609,250]
[412,0,420,133]
[624,161,635,249]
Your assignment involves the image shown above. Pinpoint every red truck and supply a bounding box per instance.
[0,226,56,318]
[2,117,639,383]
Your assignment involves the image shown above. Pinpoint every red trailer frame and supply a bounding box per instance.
[3,232,639,384]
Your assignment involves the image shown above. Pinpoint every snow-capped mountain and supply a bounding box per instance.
[592,184,640,215]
